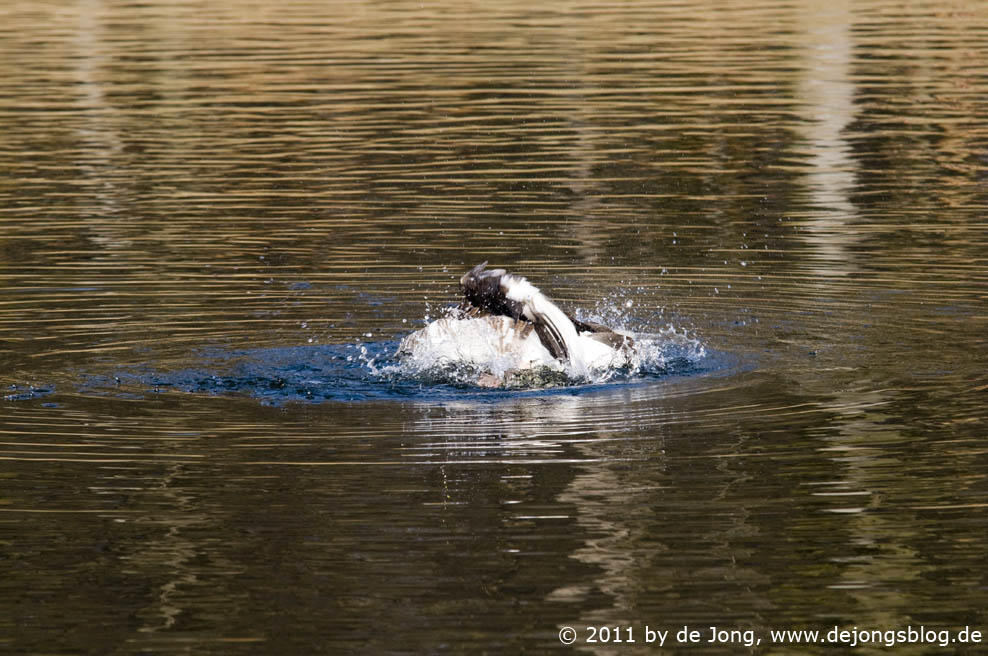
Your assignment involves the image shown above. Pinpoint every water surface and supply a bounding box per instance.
[1,0,987,653]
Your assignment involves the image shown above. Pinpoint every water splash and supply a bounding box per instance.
[4,384,55,402]
[390,302,708,389]
[66,302,711,403]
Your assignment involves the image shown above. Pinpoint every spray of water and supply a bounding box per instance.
[70,295,708,403]
[388,297,706,388]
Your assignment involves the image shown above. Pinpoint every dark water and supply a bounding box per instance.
[2,0,987,653]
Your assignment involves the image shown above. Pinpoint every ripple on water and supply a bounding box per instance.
[73,314,717,405]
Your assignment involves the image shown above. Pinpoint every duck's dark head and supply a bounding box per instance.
[459,262,522,319]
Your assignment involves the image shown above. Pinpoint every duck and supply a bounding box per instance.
[398,263,634,384]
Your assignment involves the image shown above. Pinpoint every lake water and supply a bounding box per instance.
[2,0,987,653]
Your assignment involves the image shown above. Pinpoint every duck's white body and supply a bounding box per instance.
[397,263,634,383]
[398,315,560,373]
[398,315,632,374]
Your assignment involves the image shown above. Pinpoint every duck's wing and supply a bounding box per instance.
[569,316,634,349]
[505,276,575,361]
[531,322,569,360]
[570,317,609,334]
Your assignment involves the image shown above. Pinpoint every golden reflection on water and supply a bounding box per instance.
[1,0,987,652]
